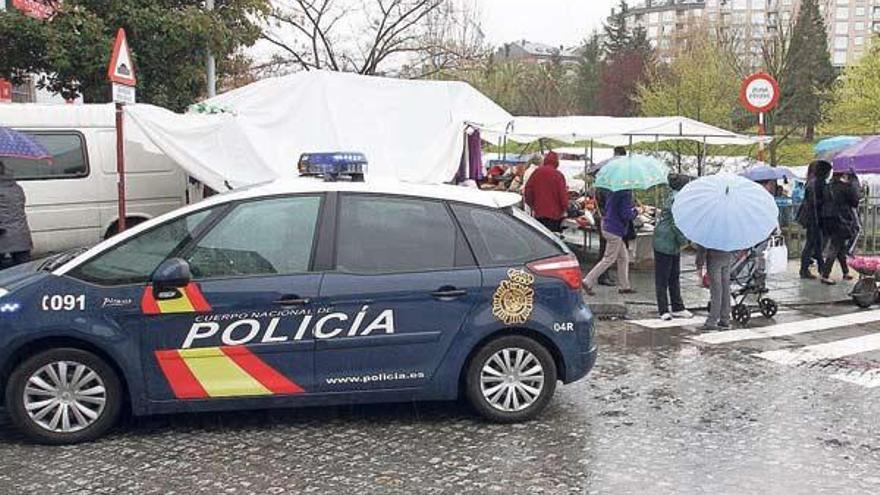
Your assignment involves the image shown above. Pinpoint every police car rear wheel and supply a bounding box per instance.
[6,348,122,444]
[466,336,557,422]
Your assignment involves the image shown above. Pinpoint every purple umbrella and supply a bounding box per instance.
[0,126,52,161]
[833,135,880,174]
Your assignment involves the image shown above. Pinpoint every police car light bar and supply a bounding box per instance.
[298,152,368,182]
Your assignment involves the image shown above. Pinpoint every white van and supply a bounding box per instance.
[0,104,190,254]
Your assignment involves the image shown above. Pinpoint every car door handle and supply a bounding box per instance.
[430,287,467,300]
[273,296,311,306]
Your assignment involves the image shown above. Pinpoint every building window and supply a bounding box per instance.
[834,36,848,49]
[855,22,865,31]
[733,0,747,9]
[855,36,865,46]
[752,12,765,24]
[855,7,866,17]
[833,51,847,65]
[837,7,849,20]
[836,22,849,34]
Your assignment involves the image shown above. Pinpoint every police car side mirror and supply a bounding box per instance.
[151,258,192,294]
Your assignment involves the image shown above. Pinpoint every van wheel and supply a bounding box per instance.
[465,335,557,423]
[104,217,145,239]
[5,348,122,444]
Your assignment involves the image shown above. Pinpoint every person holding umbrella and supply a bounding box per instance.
[583,154,667,295]
[0,161,33,266]
[0,127,48,267]
[673,174,779,330]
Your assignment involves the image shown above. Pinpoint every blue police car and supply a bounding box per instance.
[0,174,596,444]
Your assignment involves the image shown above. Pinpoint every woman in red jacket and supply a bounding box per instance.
[524,152,568,232]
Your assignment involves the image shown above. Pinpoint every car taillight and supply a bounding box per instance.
[527,254,583,290]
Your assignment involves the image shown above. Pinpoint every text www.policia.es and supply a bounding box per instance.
[325,371,426,385]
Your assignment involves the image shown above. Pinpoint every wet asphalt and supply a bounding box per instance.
[0,304,879,494]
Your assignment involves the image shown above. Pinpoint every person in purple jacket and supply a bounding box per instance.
[582,189,638,295]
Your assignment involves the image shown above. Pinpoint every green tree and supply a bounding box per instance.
[603,1,630,55]
[780,0,835,140]
[828,38,880,133]
[0,1,269,111]
[636,30,739,128]
[575,34,602,114]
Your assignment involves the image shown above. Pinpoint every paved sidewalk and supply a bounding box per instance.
[581,253,857,319]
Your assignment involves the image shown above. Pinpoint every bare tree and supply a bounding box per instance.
[262,0,481,76]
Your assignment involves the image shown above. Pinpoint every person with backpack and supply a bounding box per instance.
[797,160,832,280]
[653,174,693,321]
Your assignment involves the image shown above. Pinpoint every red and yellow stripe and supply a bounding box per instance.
[155,346,304,399]
[141,283,211,315]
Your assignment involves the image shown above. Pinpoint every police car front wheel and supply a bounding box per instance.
[5,348,122,444]
[466,335,557,422]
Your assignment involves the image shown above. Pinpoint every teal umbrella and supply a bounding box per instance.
[594,154,668,191]
[814,136,861,159]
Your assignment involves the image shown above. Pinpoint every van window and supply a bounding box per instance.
[3,132,88,180]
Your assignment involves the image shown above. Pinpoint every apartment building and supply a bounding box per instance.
[623,0,880,67]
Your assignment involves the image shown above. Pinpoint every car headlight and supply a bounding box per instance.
[0,288,9,298]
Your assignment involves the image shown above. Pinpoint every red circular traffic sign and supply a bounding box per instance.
[739,72,779,113]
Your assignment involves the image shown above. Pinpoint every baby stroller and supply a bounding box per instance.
[706,237,781,325]
[728,238,780,325]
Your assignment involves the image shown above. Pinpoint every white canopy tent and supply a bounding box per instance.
[482,116,767,147]
[125,70,512,190]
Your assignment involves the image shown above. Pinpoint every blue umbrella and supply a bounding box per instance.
[740,165,798,182]
[672,173,778,251]
[814,136,861,156]
[594,154,668,191]
[0,126,51,161]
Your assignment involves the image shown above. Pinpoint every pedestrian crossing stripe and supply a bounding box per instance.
[757,332,880,366]
[630,311,794,330]
[690,309,880,345]
[155,346,304,399]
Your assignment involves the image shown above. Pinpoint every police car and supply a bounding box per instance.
[0,158,596,444]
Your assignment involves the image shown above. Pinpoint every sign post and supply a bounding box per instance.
[739,72,779,163]
[107,28,136,233]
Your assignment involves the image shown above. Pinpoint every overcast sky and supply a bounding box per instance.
[478,0,617,48]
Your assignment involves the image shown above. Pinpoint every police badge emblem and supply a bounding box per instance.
[492,269,535,325]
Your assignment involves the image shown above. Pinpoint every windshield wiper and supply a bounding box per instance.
[39,248,88,272]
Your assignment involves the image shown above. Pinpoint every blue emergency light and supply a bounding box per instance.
[298,152,367,181]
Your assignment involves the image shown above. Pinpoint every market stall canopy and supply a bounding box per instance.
[125,70,512,190]
[482,116,767,146]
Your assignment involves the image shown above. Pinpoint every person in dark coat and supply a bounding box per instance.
[0,161,33,265]
[0,161,33,266]
[797,160,832,280]
[524,151,568,232]
[820,172,861,283]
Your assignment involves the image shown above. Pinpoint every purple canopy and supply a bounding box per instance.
[833,135,880,174]
[0,126,52,161]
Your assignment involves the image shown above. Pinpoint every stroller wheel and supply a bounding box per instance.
[758,298,778,318]
[732,304,751,325]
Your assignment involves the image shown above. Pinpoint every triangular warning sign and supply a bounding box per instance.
[107,28,136,86]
